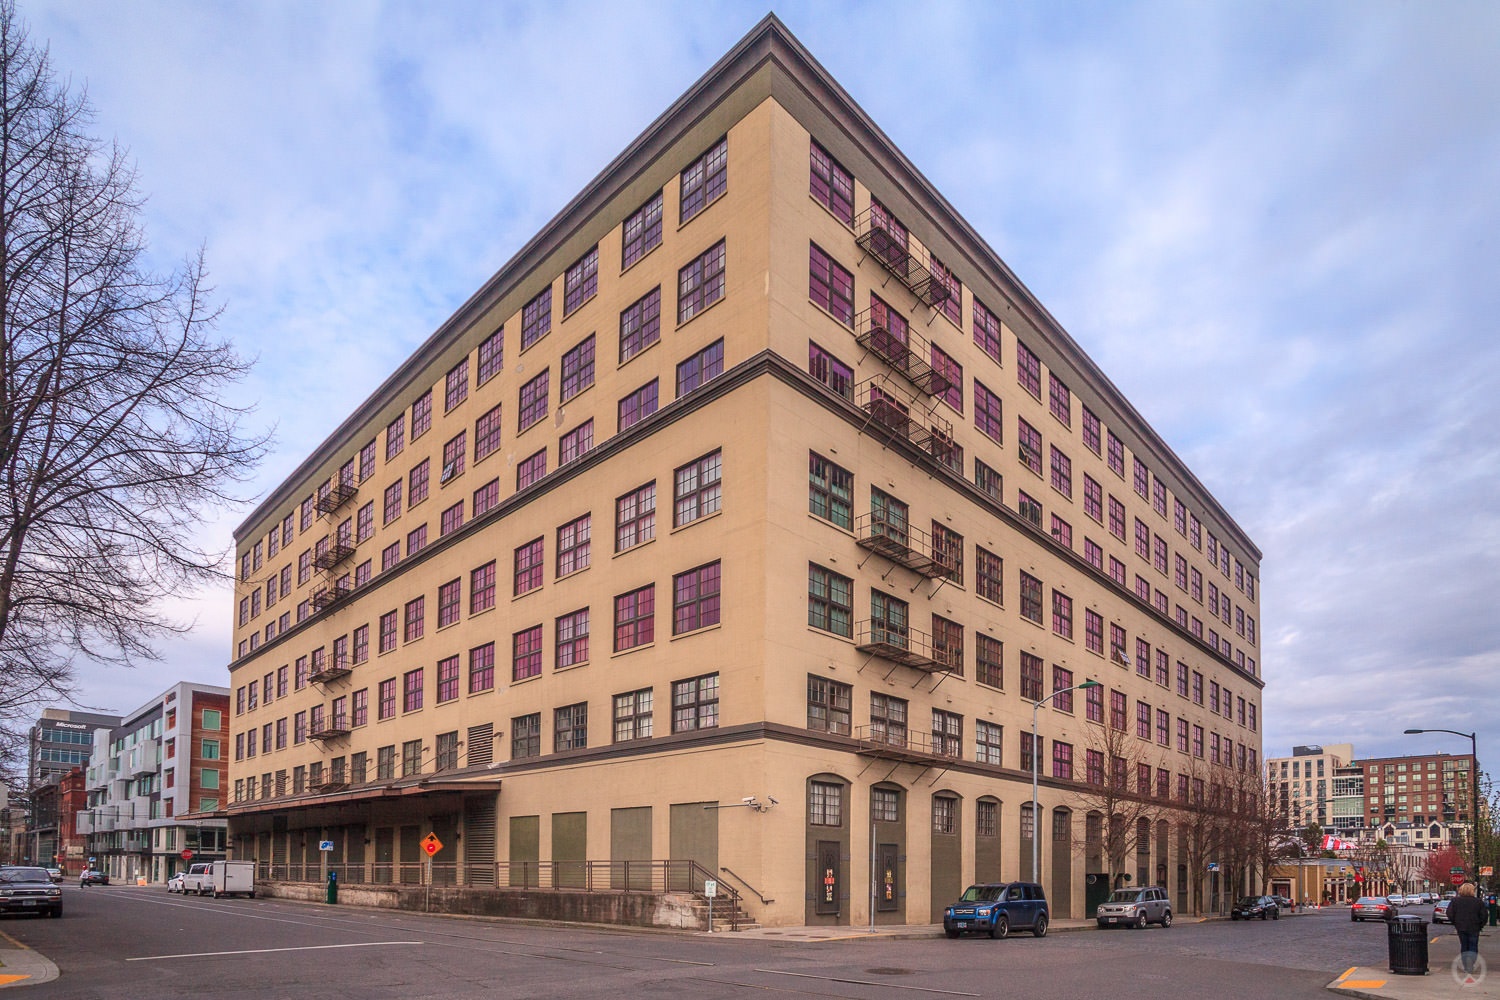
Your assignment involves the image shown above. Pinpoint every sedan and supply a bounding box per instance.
[1352,897,1396,922]
[1387,894,1407,907]
[1230,895,1281,920]
[166,872,187,893]
[1433,899,1452,924]
[79,869,109,886]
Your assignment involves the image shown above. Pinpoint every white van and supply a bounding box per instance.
[204,860,256,899]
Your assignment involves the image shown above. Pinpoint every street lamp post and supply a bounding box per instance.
[1403,728,1480,879]
[1031,679,1102,884]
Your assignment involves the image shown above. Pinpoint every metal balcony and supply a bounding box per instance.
[854,513,951,579]
[854,207,951,309]
[856,380,954,464]
[308,655,352,685]
[314,479,358,516]
[310,581,352,614]
[313,541,356,572]
[308,717,351,741]
[854,620,949,672]
[310,769,349,793]
[853,308,951,398]
[853,725,963,765]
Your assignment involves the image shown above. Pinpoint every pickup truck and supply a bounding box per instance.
[173,863,212,894]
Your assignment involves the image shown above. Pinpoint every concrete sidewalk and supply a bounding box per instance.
[1328,927,1498,999]
[0,928,60,990]
[714,908,1315,940]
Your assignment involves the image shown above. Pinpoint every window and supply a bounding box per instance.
[411,390,432,440]
[1085,682,1104,724]
[1175,553,1189,591]
[930,343,963,412]
[559,420,593,466]
[1017,418,1042,474]
[409,458,430,507]
[933,709,962,758]
[1019,571,1043,624]
[1133,458,1150,500]
[1111,689,1128,730]
[807,563,853,637]
[932,615,963,674]
[1084,537,1103,570]
[808,452,853,528]
[672,673,719,732]
[1107,431,1125,477]
[1153,476,1168,518]
[556,514,590,576]
[521,285,551,351]
[468,642,495,694]
[513,625,542,682]
[444,357,469,412]
[673,562,720,633]
[402,668,423,713]
[386,413,405,461]
[518,370,549,431]
[615,482,655,551]
[974,459,1002,501]
[809,140,853,222]
[870,694,908,746]
[622,190,664,268]
[440,501,464,537]
[976,721,1003,765]
[516,449,546,490]
[678,239,726,323]
[1108,496,1126,540]
[406,523,427,557]
[1053,740,1074,780]
[1050,446,1071,497]
[1138,701,1152,740]
[1052,590,1073,639]
[1153,535,1168,574]
[976,547,1003,604]
[1084,609,1104,655]
[614,585,654,651]
[563,246,598,314]
[441,431,466,483]
[976,634,1003,689]
[676,338,724,396]
[931,523,963,584]
[1048,373,1071,425]
[613,688,653,742]
[437,578,461,628]
[618,287,661,363]
[1016,341,1041,398]
[472,477,499,518]
[809,243,853,324]
[555,703,588,752]
[674,450,722,527]
[974,381,1003,442]
[376,745,395,780]
[437,656,459,704]
[1053,665,1074,711]
[809,780,843,827]
[869,589,908,647]
[404,596,424,642]
[808,676,852,734]
[356,500,375,542]
[929,251,961,325]
[477,326,503,384]
[473,402,504,463]
[868,199,907,264]
[556,608,589,668]
[808,341,853,399]
[679,136,727,221]
[618,379,658,431]
[872,787,899,823]
[1020,651,1043,701]
[514,537,544,596]
[383,481,402,525]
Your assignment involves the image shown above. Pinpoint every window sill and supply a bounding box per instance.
[809,511,857,538]
[613,537,656,559]
[554,660,589,674]
[809,192,855,233]
[512,586,543,604]
[439,470,466,490]
[611,642,655,659]
[618,337,661,371]
[670,622,721,642]
[561,291,597,324]
[976,594,1004,613]
[517,416,548,437]
[554,566,590,585]
[670,508,723,535]
[510,673,541,688]
[619,240,661,278]
[560,381,596,407]
[806,297,854,334]
[677,189,727,232]
[675,293,724,332]
[518,326,552,359]
[807,625,857,646]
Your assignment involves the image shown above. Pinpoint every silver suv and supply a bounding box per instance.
[1096,885,1172,928]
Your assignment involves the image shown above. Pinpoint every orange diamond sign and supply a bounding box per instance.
[421,833,443,857]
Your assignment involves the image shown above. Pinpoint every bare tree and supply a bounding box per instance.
[0,1,264,739]
[1071,713,1167,890]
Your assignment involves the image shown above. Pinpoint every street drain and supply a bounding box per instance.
[866,968,915,976]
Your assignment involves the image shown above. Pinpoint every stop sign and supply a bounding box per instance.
[1452,874,1465,886]
[180,849,194,861]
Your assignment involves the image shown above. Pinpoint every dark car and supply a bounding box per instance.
[943,881,1049,939]
[0,866,63,918]
[1351,896,1396,922]
[79,869,109,886]
[1229,895,1280,920]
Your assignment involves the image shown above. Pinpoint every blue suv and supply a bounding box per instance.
[942,881,1049,939]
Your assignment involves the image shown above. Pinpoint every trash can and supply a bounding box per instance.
[1387,914,1428,975]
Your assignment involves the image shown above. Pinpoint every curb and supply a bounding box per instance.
[0,928,61,990]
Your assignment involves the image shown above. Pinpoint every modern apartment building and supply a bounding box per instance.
[1357,751,1475,829]
[26,708,121,790]
[1266,744,1353,829]
[1330,763,1364,832]
[224,16,1264,927]
[79,683,230,883]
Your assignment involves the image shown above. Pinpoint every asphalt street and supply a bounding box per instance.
[0,885,1462,999]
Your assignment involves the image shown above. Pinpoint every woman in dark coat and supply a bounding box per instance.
[1450,882,1487,974]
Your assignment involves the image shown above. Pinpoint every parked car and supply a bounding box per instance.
[942,882,1049,939]
[1386,893,1408,907]
[1352,896,1396,922]
[79,869,109,886]
[44,867,62,883]
[1096,886,1172,929]
[177,863,212,894]
[0,866,63,918]
[1272,895,1292,909]
[1229,895,1281,920]
[1433,899,1452,924]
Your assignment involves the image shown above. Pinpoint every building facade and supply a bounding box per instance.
[1330,764,1364,832]
[1357,751,1475,830]
[79,683,230,883]
[224,17,1264,927]
[1267,744,1353,829]
[20,708,120,868]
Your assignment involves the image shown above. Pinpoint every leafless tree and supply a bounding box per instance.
[1071,713,1168,889]
[0,1,264,741]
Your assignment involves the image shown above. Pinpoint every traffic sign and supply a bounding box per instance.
[180,849,194,861]
[319,840,334,852]
[1451,867,1467,876]
[421,833,443,857]
[1453,874,1466,886]
[704,880,717,898]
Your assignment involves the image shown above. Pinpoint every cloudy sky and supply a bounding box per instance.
[22,0,1500,764]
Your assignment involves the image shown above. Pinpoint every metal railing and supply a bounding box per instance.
[854,207,951,309]
[314,479,358,515]
[854,512,952,579]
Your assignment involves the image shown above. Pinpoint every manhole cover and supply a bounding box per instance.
[866,968,915,976]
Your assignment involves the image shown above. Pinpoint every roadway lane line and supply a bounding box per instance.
[127,941,424,962]
[756,969,981,996]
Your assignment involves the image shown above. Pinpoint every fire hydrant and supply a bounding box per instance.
[326,870,338,905]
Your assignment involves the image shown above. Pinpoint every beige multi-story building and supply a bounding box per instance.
[1267,744,1354,829]
[224,16,1263,927]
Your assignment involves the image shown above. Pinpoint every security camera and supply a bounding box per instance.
[767,797,778,807]
[742,796,756,804]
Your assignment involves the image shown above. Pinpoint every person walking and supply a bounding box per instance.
[1449,882,1487,974]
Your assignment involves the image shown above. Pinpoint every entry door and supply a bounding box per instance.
[876,844,899,912]
[374,827,394,884]
[815,841,840,915]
